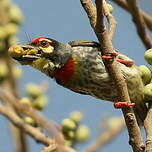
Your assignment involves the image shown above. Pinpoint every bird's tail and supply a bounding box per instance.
[133,101,147,125]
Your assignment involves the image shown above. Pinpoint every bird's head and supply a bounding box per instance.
[9,37,72,78]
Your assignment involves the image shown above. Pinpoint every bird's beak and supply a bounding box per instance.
[8,44,41,65]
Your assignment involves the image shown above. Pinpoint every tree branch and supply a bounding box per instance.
[0,105,55,146]
[126,0,152,49]
[80,0,145,151]
[80,0,96,29]
[111,0,152,31]
[0,87,65,145]
[144,103,152,152]
[0,89,78,152]
[81,117,125,152]
[102,1,117,40]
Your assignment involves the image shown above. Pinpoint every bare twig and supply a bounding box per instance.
[0,91,77,152]
[111,0,152,31]
[80,0,96,28]
[103,1,117,40]
[0,87,65,145]
[42,145,77,152]
[80,0,145,151]
[0,105,55,146]
[82,117,125,152]
[144,103,152,152]
[126,0,152,49]
[80,0,116,40]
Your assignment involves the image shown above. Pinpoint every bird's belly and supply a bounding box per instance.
[62,63,144,103]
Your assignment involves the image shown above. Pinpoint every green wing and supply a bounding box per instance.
[68,40,100,48]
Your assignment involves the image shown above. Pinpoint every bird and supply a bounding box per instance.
[9,36,147,124]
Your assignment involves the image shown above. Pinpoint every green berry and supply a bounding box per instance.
[138,65,151,85]
[32,95,48,110]
[75,125,90,142]
[107,117,123,130]
[64,131,75,140]
[19,97,31,106]
[107,4,113,13]
[25,83,42,98]
[144,49,152,65]
[24,117,36,126]
[144,84,152,102]
[70,111,83,123]
[8,45,24,58]
[62,118,76,130]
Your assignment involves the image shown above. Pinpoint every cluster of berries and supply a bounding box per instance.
[0,0,23,54]
[61,111,90,147]
[20,83,48,126]
[143,49,152,102]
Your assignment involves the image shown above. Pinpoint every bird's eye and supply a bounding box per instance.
[39,40,49,48]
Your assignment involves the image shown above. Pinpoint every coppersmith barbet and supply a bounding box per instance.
[9,37,147,123]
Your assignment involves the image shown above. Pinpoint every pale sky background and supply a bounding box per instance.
[0,0,151,152]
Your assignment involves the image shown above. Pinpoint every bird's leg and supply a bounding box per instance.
[102,51,134,67]
[114,102,135,109]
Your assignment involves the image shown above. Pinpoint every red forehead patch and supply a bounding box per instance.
[31,37,46,44]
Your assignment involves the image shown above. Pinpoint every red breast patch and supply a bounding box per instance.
[54,57,75,84]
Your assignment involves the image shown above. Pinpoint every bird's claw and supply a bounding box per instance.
[102,51,119,61]
[102,51,134,67]
[114,102,135,109]
[116,59,134,67]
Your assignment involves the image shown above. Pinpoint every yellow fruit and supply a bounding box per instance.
[138,65,151,85]
[107,4,113,13]
[144,49,152,65]
[19,97,31,106]
[65,131,75,140]
[26,49,38,55]
[70,111,83,123]
[25,83,42,98]
[75,125,90,142]
[107,117,124,130]
[24,117,36,126]
[32,95,48,110]
[62,119,76,130]
[144,84,152,102]
[8,45,24,58]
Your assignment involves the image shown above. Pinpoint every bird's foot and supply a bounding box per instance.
[102,51,119,61]
[102,51,134,67]
[116,59,134,67]
[114,102,135,109]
